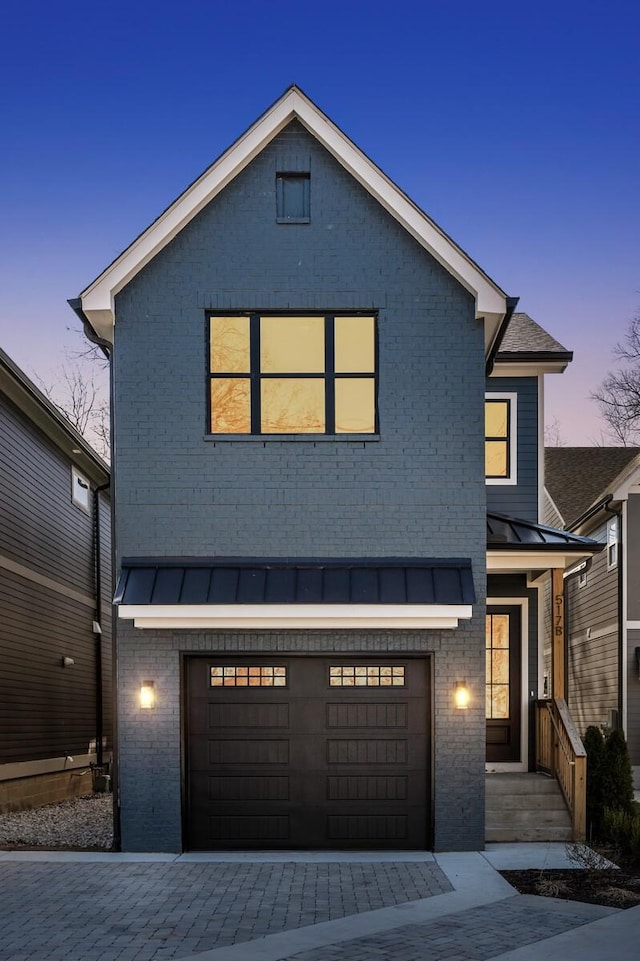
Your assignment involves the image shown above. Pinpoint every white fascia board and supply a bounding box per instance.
[487,550,595,572]
[490,361,571,377]
[80,88,506,344]
[118,602,473,630]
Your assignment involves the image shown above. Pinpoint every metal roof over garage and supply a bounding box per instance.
[115,557,476,607]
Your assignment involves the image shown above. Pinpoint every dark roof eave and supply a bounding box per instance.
[487,542,603,553]
[496,350,573,364]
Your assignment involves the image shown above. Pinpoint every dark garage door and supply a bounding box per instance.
[185,656,431,850]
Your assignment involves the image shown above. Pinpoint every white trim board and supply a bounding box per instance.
[118,602,473,630]
[79,87,508,348]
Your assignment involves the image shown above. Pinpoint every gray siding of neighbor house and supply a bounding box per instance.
[566,518,618,737]
[113,120,487,852]
[626,495,640,621]
[626,496,640,765]
[0,393,112,766]
[627,629,640,767]
[485,376,538,522]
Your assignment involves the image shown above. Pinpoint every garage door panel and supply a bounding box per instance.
[327,815,408,841]
[326,702,408,728]
[186,656,430,849]
[207,775,290,801]
[207,702,290,729]
[326,775,408,800]
[208,815,290,841]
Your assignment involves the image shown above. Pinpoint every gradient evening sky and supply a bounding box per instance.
[1,0,638,444]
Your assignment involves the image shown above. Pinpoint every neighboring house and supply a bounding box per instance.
[545,446,640,784]
[0,348,112,811]
[71,86,599,853]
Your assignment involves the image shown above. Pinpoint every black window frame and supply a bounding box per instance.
[485,397,512,480]
[206,310,379,437]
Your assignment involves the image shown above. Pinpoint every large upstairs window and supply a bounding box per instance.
[208,313,377,435]
[485,393,517,484]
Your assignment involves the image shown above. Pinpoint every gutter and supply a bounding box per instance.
[93,481,110,769]
[68,298,111,359]
[567,494,614,533]
[485,296,519,376]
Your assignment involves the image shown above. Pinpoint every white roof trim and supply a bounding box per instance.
[487,550,596,572]
[490,361,571,377]
[79,86,507,346]
[118,602,473,630]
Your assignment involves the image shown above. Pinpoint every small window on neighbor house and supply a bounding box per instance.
[276,172,310,222]
[71,467,90,512]
[485,394,517,485]
[607,517,618,569]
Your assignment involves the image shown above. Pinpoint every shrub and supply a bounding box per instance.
[603,728,634,815]
[603,807,640,866]
[584,725,606,838]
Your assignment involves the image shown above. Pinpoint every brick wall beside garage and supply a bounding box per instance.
[117,623,485,853]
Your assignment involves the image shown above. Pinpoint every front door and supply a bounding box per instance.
[486,606,521,763]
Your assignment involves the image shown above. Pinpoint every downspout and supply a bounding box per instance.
[485,296,519,377]
[93,480,110,768]
[604,500,624,730]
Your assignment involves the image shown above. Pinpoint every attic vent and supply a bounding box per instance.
[276,172,310,223]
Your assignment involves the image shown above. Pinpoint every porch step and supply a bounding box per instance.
[485,774,573,842]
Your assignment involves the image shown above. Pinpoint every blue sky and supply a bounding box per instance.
[1,0,638,443]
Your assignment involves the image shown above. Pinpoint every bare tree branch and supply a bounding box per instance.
[544,415,564,447]
[592,308,640,446]
[34,352,110,461]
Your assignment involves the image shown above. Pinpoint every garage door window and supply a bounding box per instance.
[329,665,405,686]
[210,666,287,687]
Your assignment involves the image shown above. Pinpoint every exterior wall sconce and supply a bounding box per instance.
[61,656,75,667]
[140,681,155,709]
[454,682,470,710]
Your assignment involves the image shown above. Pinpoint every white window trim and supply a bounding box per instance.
[485,392,518,486]
[607,516,619,570]
[71,466,91,513]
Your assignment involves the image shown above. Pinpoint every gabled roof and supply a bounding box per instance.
[545,447,640,527]
[74,85,509,352]
[492,312,573,374]
[0,346,109,485]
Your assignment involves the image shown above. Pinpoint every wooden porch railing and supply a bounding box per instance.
[536,698,587,841]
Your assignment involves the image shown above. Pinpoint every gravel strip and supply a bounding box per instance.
[0,793,113,849]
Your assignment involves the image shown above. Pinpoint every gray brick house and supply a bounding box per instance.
[71,86,600,852]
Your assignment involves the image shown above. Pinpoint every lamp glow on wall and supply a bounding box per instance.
[140,680,155,709]
[454,681,470,710]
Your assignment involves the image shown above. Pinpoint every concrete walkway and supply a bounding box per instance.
[0,845,636,961]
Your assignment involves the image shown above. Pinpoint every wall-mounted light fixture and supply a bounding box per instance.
[140,680,155,709]
[454,681,470,710]
[61,656,75,668]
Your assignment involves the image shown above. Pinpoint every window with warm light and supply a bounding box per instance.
[485,393,517,484]
[208,313,377,435]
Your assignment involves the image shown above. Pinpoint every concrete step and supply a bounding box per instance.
[485,773,573,842]
[485,774,559,795]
